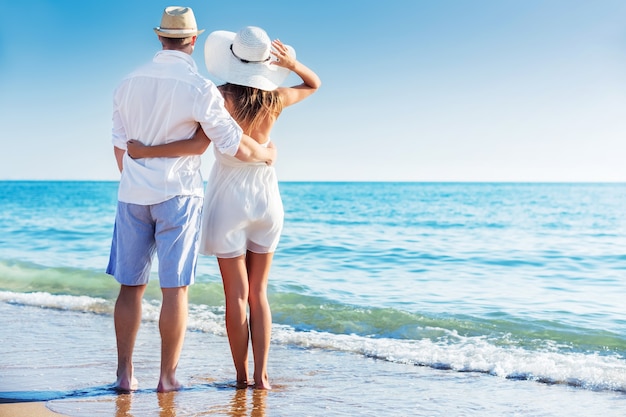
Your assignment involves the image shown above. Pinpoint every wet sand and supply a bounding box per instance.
[2,302,626,416]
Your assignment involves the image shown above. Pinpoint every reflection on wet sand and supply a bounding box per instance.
[112,388,267,417]
[229,389,267,417]
[115,392,131,417]
[158,391,179,417]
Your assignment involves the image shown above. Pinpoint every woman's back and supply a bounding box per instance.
[219,84,282,145]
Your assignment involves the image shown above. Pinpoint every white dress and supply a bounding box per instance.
[199,140,284,258]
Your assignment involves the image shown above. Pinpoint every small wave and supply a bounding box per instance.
[0,291,111,314]
[267,292,626,353]
[0,259,151,300]
[2,291,625,393]
[270,326,626,393]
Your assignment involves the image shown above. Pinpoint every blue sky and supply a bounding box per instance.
[1,0,625,182]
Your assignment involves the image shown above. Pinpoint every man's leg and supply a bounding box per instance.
[114,284,147,391]
[153,195,202,392]
[157,285,189,392]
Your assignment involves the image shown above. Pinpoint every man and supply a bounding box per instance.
[107,6,276,393]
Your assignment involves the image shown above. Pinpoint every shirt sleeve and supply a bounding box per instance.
[111,85,128,150]
[195,82,242,156]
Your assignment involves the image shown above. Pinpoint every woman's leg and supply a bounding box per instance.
[218,255,250,386]
[246,251,274,389]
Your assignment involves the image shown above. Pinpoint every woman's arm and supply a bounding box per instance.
[126,127,211,159]
[271,39,321,107]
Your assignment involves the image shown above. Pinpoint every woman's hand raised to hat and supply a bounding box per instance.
[271,40,296,70]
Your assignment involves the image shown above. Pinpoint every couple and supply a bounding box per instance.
[106,6,321,393]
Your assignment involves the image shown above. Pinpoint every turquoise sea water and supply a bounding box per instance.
[1,181,625,416]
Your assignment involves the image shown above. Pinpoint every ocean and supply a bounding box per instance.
[1,181,625,416]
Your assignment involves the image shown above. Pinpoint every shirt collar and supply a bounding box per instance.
[153,50,198,71]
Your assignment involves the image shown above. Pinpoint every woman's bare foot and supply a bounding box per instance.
[234,368,250,389]
[235,380,249,389]
[253,370,271,390]
[253,377,271,390]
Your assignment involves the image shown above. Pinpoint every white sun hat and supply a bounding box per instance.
[204,26,295,91]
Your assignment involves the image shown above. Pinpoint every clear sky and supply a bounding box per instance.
[1,0,625,182]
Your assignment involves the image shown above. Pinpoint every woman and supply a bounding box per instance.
[128,26,321,389]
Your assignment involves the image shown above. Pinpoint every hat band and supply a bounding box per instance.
[158,28,198,34]
[230,44,271,64]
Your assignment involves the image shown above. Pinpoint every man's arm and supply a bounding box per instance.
[127,130,276,165]
[126,128,211,159]
[114,147,125,172]
[234,134,277,165]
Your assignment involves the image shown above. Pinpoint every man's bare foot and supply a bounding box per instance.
[253,379,272,390]
[157,377,183,393]
[114,375,138,392]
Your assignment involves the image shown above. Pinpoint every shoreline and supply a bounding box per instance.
[3,300,626,416]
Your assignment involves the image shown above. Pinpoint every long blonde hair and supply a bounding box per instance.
[219,83,283,135]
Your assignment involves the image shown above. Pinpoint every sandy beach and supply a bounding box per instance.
[0,402,67,417]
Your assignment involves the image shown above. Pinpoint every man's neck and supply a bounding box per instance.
[163,46,192,55]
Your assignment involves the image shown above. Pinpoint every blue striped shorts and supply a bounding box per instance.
[106,196,203,288]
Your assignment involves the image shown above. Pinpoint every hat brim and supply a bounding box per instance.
[154,28,205,38]
[204,30,295,91]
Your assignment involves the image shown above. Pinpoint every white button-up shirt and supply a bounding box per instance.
[112,50,243,205]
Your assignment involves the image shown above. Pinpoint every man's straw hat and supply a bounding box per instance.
[154,6,205,39]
